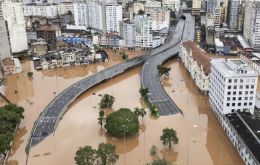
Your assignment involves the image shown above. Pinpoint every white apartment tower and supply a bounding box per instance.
[243,0,260,51]
[0,1,11,59]
[74,0,88,26]
[209,59,258,116]
[2,1,28,53]
[88,0,103,31]
[162,0,180,11]
[123,22,135,48]
[105,4,122,33]
[135,14,153,49]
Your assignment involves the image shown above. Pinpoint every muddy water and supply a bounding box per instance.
[4,50,140,165]
[25,58,243,165]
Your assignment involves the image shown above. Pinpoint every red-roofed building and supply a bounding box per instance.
[180,40,211,94]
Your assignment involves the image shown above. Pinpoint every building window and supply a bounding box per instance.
[245,97,248,100]
[240,79,243,83]
[234,79,238,83]
[233,97,236,101]
[233,91,236,95]
[238,97,242,101]
[250,91,254,94]
[227,103,230,106]
[238,103,241,106]
[228,92,231,95]
[246,85,249,89]
[234,85,237,89]
[244,102,247,106]
[228,86,231,89]
[239,85,243,89]
[232,103,235,106]
[227,97,230,101]
[228,79,232,83]
[251,85,254,89]
[249,102,253,106]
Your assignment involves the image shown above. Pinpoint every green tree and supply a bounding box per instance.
[75,146,97,165]
[157,65,171,76]
[120,51,128,60]
[99,94,115,109]
[150,145,158,158]
[139,87,149,100]
[160,128,178,148]
[134,107,146,121]
[0,132,13,156]
[27,72,33,77]
[98,110,105,128]
[97,143,118,165]
[149,104,158,117]
[151,158,168,165]
[105,108,139,137]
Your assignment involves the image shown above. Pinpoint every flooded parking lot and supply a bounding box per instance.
[3,55,244,165]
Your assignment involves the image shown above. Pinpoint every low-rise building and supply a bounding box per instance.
[23,4,59,19]
[106,33,120,49]
[179,40,211,94]
[61,52,75,65]
[36,24,61,43]
[1,57,22,75]
[31,39,48,56]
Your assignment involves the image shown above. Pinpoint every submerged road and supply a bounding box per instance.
[28,13,195,148]
[141,13,195,115]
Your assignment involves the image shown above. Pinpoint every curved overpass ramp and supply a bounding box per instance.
[28,14,194,148]
[141,13,195,116]
[29,55,149,147]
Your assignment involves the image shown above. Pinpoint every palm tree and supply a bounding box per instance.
[134,107,146,121]
[160,128,178,148]
[98,110,105,128]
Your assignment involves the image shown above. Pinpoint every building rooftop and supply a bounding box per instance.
[211,58,258,77]
[226,112,260,164]
[1,58,15,66]
[182,40,211,75]
[37,24,59,31]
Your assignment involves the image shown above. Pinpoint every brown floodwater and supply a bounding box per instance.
[14,57,244,165]
[3,50,144,165]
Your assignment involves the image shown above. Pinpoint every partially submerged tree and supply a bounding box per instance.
[99,94,115,109]
[98,110,105,128]
[97,143,118,165]
[105,108,139,137]
[139,87,149,100]
[75,146,97,165]
[160,128,178,148]
[134,107,146,121]
[157,65,171,76]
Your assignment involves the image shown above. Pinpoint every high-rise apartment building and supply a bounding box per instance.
[243,0,260,51]
[192,0,201,15]
[0,0,11,59]
[3,1,28,53]
[162,0,180,11]
[105,4,122,33]
[209,59,258,116]
[88,0,103,31]
[123,22,136,48]
[74,0,88,26]
[135,14,153,49]
[227,0,240,31]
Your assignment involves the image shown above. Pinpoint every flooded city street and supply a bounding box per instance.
[3,54,245,165]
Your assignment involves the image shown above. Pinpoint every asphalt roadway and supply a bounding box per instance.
[29,13,195,148]
[141,13,195,116]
